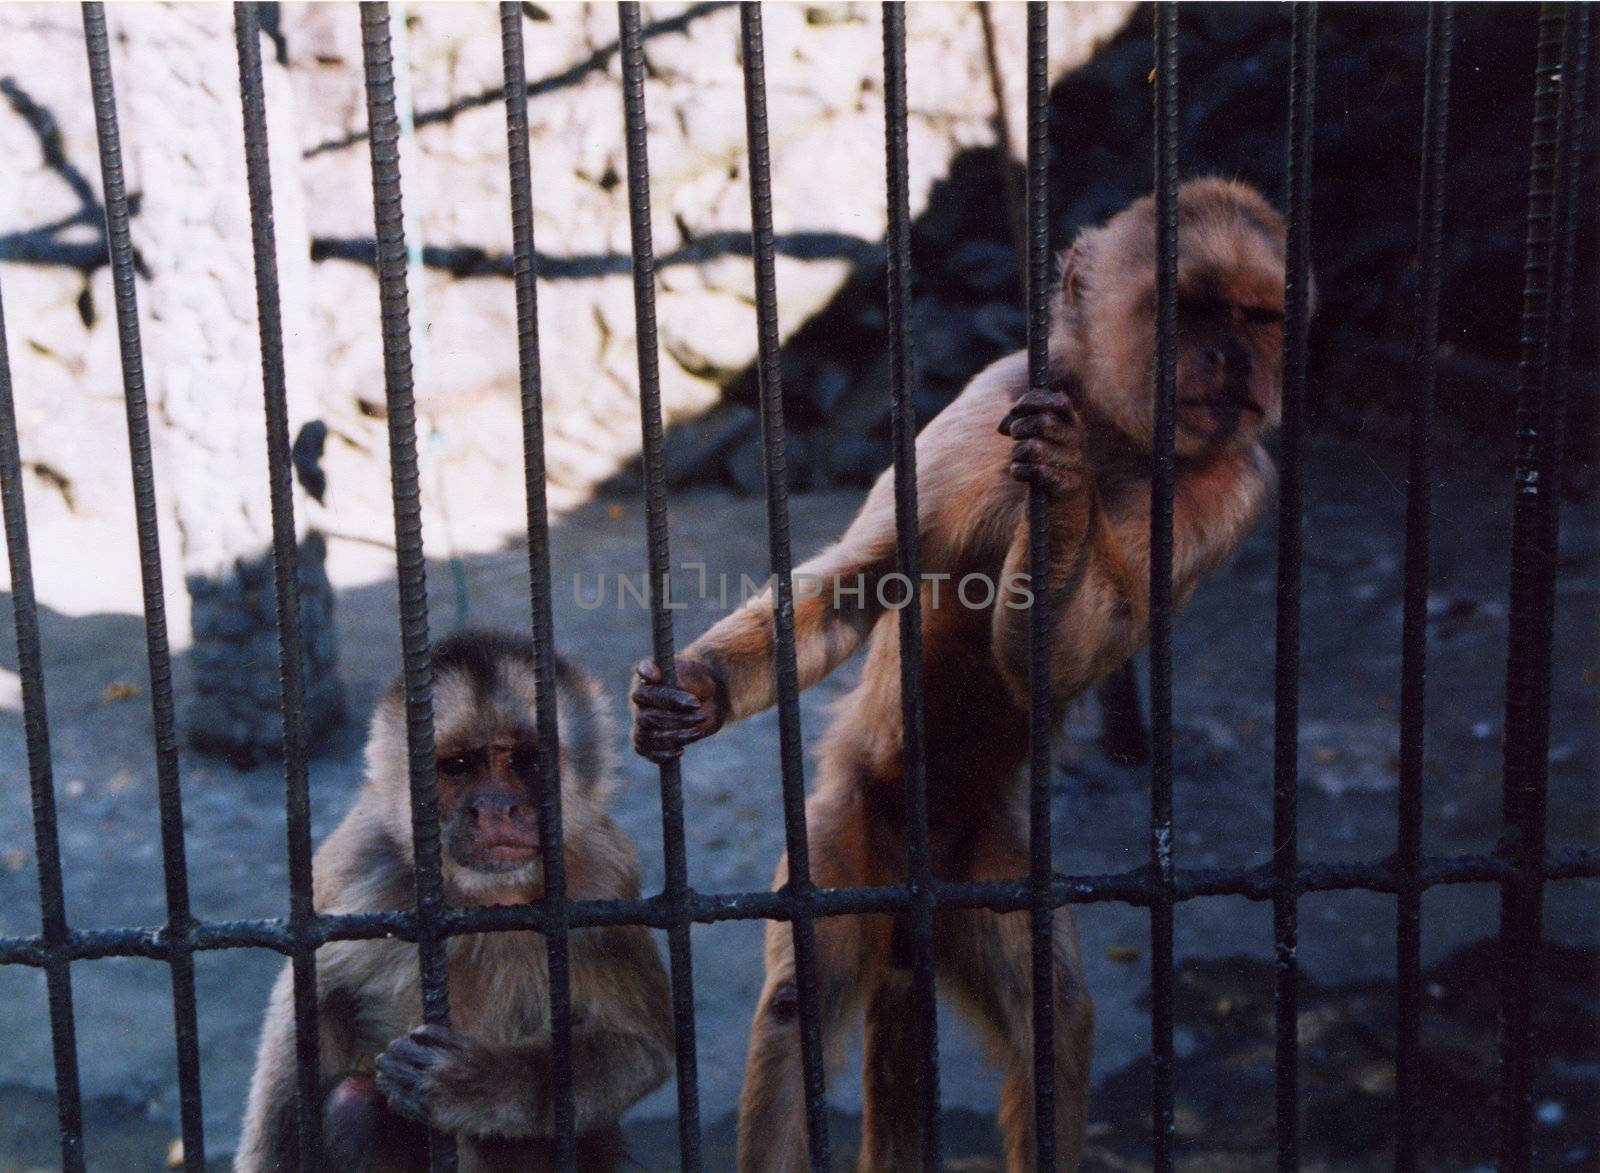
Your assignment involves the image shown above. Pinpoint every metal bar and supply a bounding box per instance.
[232,7,323,1167]
[0,279,86,1173]
[1274,6,1317,1170]
[1394,6,1452,1168]
[1023,3,1058,1166]
[79,7,207,1167]
[1,848,1598,969]
[879,4,942,1167]
[739,5,834,1168]
[1148,5,1179,1169]
[614,7,705,1168]
[496,7,577,1167]
[357,7,455,1170]
[1498,4,1588,1166]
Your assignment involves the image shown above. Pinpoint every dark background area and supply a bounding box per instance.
[646,3,1598,501]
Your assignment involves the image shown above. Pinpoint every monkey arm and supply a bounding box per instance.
[637,353,1025,752]
[239,815,410,1171]
[991,444,1277,712]
[681,472,901,725]
[990,480,1112,710]
[235,965,304,1172]
[376,925,673,1140]
[235,958,365,1172]
[682,357,1034,725]
[566,921,674,1133]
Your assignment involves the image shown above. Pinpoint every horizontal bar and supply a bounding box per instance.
[3,849,1593,969]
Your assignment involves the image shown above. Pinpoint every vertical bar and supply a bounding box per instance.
[79,7,207,1167]
[879,5,941,1168]
[1394,6,1452,1169]
[357,7,455,1171]
[1498,5,1588,1166]
[232,6,322,1168]
[497,8,577,1168]
[1023,3,1058,1167]
[1148,6,1179,1169]
[737,5,836,1167]
[614,7,706,1169]
[1274,6,1317,1170]
[0,280,86,1173]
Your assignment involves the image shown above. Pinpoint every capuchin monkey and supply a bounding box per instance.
[238,629,672,1172]
[631,178,1302,1172]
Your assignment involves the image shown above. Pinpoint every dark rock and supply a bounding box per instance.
[661,400,758,489]
[725,428,825,496]
[972,301,1026,352]
[913,297,982,385]
[666,3,1594,494]
[724,435,766,497]
[825,432,891,487]
[910,149,1013,257]
[291,419,329,503]
[808,361,854,417]
[184,532,344,767]
[1086,939,1600,1170]
[943,239,1018,300]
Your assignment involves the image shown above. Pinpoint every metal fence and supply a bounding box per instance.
[0,2,1594,1170]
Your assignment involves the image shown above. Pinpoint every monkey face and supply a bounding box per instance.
[435,737,544,874]
[363,630,617,900]
[1062,177,1299,459]
[1173,281,1284,450]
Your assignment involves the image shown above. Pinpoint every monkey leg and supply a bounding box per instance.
[737,792,886,1173]
[1096,658,1149,766]
[322,1073,430,1172]
[939,840,1093,1172]
[859,968,928,1172]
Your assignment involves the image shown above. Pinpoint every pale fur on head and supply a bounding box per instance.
[361,628,616,896]
[1049,176,1298,456]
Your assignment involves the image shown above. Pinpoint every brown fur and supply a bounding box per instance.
[631,178,1300,1171]
[237,629,672,1172]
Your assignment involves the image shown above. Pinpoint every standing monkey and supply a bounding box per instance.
[632,178,1302,1171]
[238,629,672,1172]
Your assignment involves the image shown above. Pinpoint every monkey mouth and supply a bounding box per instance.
[1180,396,1264,418]
[474,840,540,870]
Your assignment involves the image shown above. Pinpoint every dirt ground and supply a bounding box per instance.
[0,432,1596,1170]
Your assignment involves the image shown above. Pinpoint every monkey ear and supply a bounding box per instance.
[1059,240,1088,312]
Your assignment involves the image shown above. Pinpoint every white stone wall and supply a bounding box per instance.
[2,1,1131,594]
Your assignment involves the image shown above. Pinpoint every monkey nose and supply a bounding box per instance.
[467,793,525,825]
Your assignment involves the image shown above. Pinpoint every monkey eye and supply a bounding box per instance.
[437,755,473,778]
[1241,305,1284,325]
[508,747,541,777]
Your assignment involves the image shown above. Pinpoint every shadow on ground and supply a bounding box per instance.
[0,434,1596,1168]
[6,938,1592,1171]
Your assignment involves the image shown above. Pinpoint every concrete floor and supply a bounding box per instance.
[0,432,1595,1169]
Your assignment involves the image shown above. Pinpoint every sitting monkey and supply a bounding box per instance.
[631,178,1302,1171]
[238,628,672,1172]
